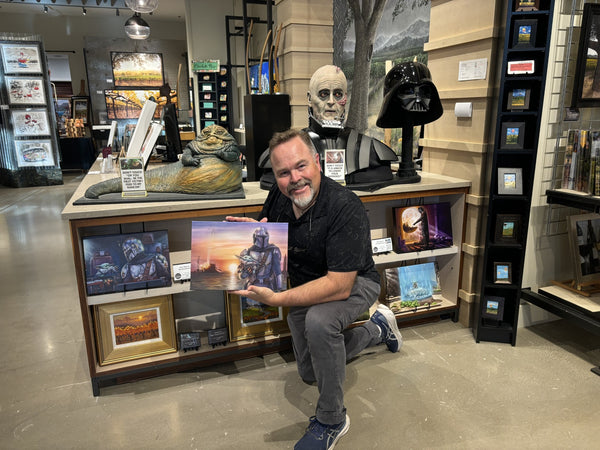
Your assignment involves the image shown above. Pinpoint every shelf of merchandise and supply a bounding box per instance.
[62,166,469,395]
[197,65,232,132]
[473,0,555,345]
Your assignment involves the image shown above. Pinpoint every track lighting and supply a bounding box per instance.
[43,5,48,13]
[124,12,150,40]
[116,8,120,16]
[82,7,86,15]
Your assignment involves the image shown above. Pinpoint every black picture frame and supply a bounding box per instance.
[493,262,513,284]
[500,122,526,149]
[573,3,600,107]
[512,19,537,48]
[508,88,531,110]
[497,167,523,195]
[495,214,521,244]
[481,295,506,320]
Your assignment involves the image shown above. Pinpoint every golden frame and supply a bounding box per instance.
[225,293,289,342]
[94,295,177,366]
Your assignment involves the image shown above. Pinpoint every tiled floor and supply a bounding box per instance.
[0,174,598,449]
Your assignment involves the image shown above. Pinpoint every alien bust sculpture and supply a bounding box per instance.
[259,64,399,191]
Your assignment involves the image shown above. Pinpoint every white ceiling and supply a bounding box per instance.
[0,0,186,22]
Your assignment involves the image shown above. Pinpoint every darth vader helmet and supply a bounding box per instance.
[376,61,443,128]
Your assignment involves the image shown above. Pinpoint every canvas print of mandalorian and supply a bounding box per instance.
[82,231,171,296]
[191,221,288,291]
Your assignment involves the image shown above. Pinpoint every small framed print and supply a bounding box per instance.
[497,167,523,195]
[11,109,50,136]
[513,19,537,48]
[219,94,227,102]
[493,262,513,284]
[500,122,526,149]
[225,292,289,342]
[14,139,54,167]
[1,43,42,73]
[203,93,212,100]
[94,295,177,366]
[71,96,90,124]
[515,0,539,11]
[481,295,506,320]
[507,60,535,75]
[567,213,600,288]
[508,88,531,110]
[495,214,521,244]
[6,76,46,105]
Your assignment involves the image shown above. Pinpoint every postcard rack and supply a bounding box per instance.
[62,169,469,395]
[473,0,555,345]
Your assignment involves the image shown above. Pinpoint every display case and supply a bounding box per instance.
[197,65,231,131]
[62,164,469,395]
[473,0,555,345]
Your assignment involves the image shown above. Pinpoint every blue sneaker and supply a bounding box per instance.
[370,304,402,353]
[294,415,349,450]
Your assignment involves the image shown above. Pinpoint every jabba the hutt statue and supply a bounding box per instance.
[84,125,242,199]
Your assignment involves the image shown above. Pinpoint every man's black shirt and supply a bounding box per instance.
[259,176,380,288]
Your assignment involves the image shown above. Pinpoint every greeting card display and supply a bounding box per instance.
[393,203,453,253]
[191,221,288,291]
[82,231,171,296]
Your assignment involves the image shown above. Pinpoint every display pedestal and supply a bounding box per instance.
[243,94,290,181]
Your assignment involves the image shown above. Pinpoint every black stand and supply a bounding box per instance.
[396,123,421,183]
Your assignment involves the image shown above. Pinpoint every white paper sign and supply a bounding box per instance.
[458,58,488,81]
[324,149,346,184]
[120,157,147,197]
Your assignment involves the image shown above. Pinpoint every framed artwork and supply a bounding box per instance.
[111,52,164,87]
[493,262,513,284]
[507,60,535,75]
[11,109,50,136]
[6,76,46,105]
[1,43,42,73]
[94,295,177,366]
[392,202,453,253]
[512,19,537,48]
[225,292,289,342]
[573,4,600,107]
[515,0,539,11]
[481,295,505,320]
[190,221,288,291]
[500,122,526,149]
[14,139,54,167]
[497,167,523,195]
[494,214,521,244]
[82,230,171,296]
[104,89,162,119]
[567,213,600,287]
[507,88,531,110]
[71,96,89,124]
[396,262,442,310]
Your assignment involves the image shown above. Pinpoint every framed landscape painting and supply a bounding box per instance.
[94,295,177,366]
[573,3,600,107]
[111,52,164,87]
[225,292,289,342]
[104,89,162,119]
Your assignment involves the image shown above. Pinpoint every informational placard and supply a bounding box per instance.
[120,157,147,197]
[371,237,393,254]
[324,149,346,184]
[458,58,488,81]
[193,59,220,72]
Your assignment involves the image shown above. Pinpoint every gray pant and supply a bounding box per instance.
[286,276,382,425]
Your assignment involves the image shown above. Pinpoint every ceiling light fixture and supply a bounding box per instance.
[116,8,120,16]
[124,0,159,14]
[82,7,86,15]
[43,5,48,13]
[124,13,150,40]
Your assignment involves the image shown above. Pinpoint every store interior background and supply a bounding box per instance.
[0,0,597,373]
